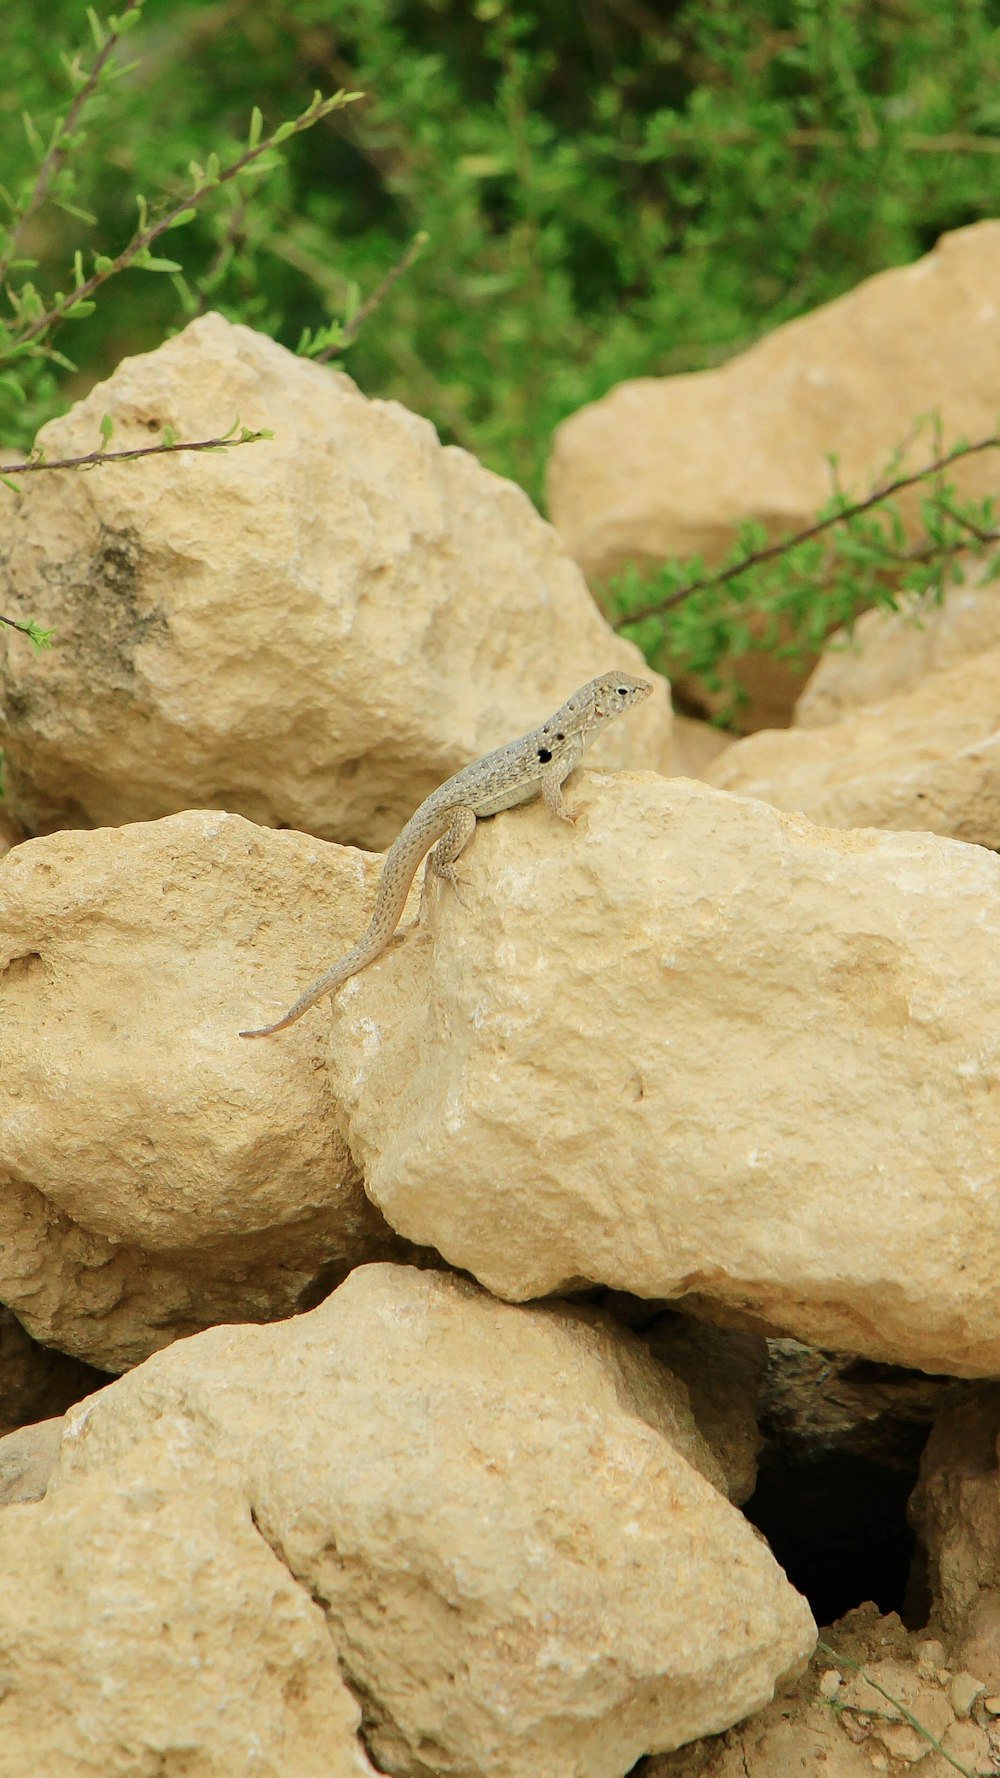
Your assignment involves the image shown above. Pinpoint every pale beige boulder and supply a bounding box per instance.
[706,647,1000,846]
[0,809,417,1372]
[0,810,24,856]
[0,311,669,843]
[52,1263,815,1778]
[795,566,1000,729]
[669,714,733,779]
[909,1388,1000,1642]
[549,222,1000,583]
[548,221,1000,726]
[0,1427,377,1778]
[316,774,1000,1376]
[645,1316,766,1507]
[0,1415,63,1506]
[646,1606,996,1778]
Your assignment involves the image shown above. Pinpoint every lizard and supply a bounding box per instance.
[239,669,653,1038]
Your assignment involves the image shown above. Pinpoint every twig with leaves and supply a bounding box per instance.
[604,422,1000,717]
[2,87,363,372]
[0,0,144,296]
[0,416,270,493]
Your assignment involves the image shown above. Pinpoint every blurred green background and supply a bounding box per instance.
[3,0,1000,507]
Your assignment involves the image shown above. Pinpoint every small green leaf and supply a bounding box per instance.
[93,254,114,274]
[160,424,176,447]
[85,5,107,49]
[0,475,21,495]
[53,198,99,225]
[99,413,114,446]
[248,105,263,147]
[271,120,297,144]
[62,300,96,319]
[134,255,182,273]
[165,207,197,229]
[108,4,143,32]
[22,112,43,158]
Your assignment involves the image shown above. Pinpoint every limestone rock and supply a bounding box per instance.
[0,810,24,857]
[706,647,1000,846]
[548,222,1000,725]
[0,1415,63,1506]
[669,715,733,780]
[54,1264,815,1778]
[795,566,1000,730]
[0,311,670,842]
[321,774,1000,1375]
[0,1428,376,1777]
[0,809,417,1372]
[909,1387,1000,1642]
[0,1304,107,1434]
[645,1316,766,1507]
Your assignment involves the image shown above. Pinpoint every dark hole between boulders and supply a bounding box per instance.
[743,1349,942,1628]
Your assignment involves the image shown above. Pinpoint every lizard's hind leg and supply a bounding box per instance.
[428,805,478,903]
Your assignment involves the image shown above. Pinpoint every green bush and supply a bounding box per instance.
[5,0,1000,496]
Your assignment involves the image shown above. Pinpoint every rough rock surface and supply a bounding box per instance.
[51,1264,815,1778]
[0,311,669,843]
[547,222,1000,725]
[0,809,419,1371]
[548,223,1000,582]
[0,1427,377,1777]
[0,1415,64,1506]
[908,1385,1000,1678]
[315,774,1000,1375]
[645,1316,766,1508]
[795,565,1000,730]
[759,1340,947,1466]
[643,1605,998,1778]
[0,1304,107,1434]
[706,647,1000,847]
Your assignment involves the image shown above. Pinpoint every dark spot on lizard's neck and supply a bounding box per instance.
[537,747,553,763]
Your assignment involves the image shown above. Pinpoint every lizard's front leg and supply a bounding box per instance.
[429,805,478,900]
[542,743,585,823]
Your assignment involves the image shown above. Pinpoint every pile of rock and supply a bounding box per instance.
[2,273,1000,1776]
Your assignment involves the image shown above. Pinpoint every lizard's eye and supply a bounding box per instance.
[537,746,552,763]
[617,687,629,696]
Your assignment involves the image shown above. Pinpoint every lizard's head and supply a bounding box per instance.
[578,670,654,725]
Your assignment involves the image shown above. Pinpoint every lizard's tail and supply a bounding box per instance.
[238,950,366,1037]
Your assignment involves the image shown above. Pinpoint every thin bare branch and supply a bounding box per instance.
[0,426,269,479]
[2,88,362,361]
[317,229,429,361]
[612,432,1000,629]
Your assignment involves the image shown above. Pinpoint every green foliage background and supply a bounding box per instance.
[4,0,1000,508]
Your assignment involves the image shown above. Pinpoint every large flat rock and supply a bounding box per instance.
[316,775,1000,1376]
